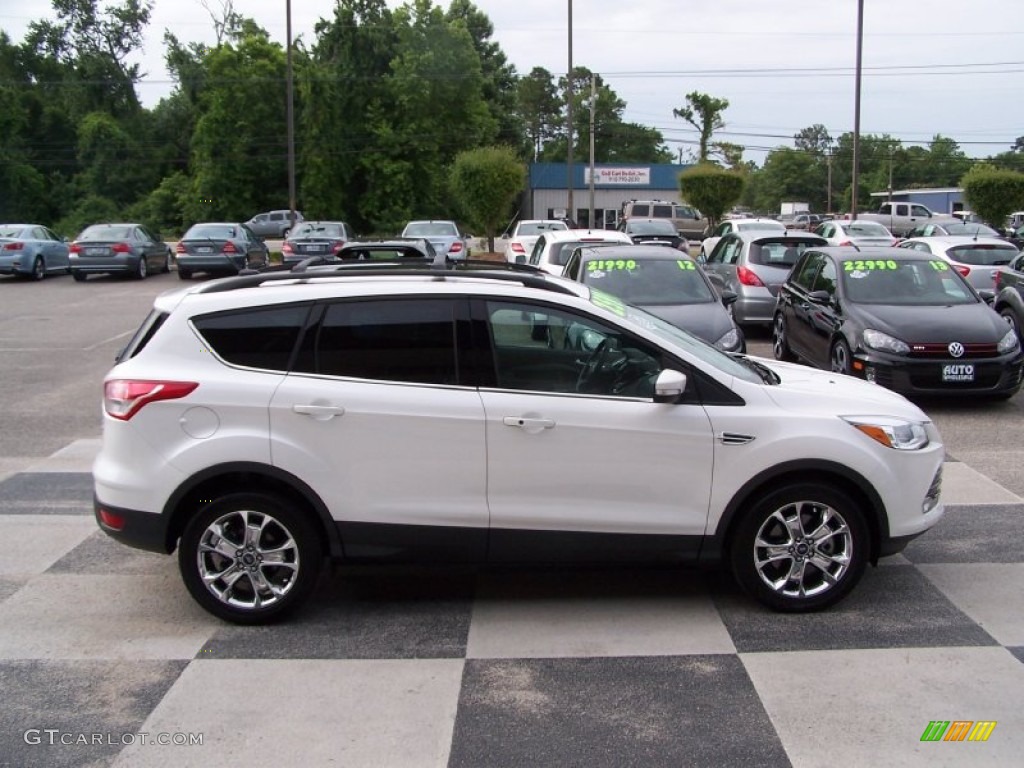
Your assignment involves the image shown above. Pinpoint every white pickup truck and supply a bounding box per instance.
[857,202,958,237]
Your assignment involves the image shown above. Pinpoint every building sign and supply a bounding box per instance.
[585,167,650,185]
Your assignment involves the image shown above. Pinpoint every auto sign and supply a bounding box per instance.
[942,363,975,382]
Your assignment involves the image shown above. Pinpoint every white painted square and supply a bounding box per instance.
[919,563,1024,646]
[0,515,98,576]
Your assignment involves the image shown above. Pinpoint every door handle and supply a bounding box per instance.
[293,404,345,421]
[503,416,556,432]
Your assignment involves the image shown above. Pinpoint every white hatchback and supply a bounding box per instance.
[526,229,633,275]
[93,260,945,623]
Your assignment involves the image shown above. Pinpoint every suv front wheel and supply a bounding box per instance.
[730,483,867,612]
[178,492,322,624]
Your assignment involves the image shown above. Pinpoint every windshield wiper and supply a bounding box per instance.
[731,354,781,385]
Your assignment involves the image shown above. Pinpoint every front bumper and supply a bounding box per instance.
[850,349,1024,396]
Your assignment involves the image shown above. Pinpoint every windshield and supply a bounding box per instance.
[841,222,891,237]
[749,239,823,267]
[185,224,239,239]
[737,221,785,232]
[946,244,1017,265]
[583,257,714,305]
[586,287,762,383]
[292,223,344,238]
[627,220,677,235]
[944,223,1001,237]
[403,222,457,237]
[79,225,131,241]
[518,221,568,236]
[841,258,977,305]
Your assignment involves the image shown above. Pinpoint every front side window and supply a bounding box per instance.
[486,301,663,398]
[791,252,824,291]
[304,298,457,385]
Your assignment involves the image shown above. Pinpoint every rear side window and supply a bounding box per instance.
[749,239,825,267]
[302,299,457,385]
[117,310,169,362]
[630,204,650,217]
[651,205,673,218]
[193,305,310,371]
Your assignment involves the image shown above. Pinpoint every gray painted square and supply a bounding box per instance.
[0,659,187,768]
[0,576,25,604]
[449,656,790,768]
[199,567,475,659]
[47,530,171,575]
[0,472,93,514]
[902,504,1024,563]
[1010,647,1024,665]
[714,565,999,653]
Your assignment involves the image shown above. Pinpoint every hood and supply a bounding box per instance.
[757,358,929,420]
[851,301,1010,343]
[639,302,734,345]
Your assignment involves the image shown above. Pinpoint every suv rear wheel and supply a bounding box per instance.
[730,483,867,612]
[178,492,322,624]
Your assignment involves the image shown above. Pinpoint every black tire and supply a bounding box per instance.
[71,270,86,282]
[772,313,796,361]
[831,338,852,375]
[162,250,172,273]
[730,483,868,612]
[134,256,147,280]
[178,492,323,624]
[31,256,45,281]
[178,268,192,280]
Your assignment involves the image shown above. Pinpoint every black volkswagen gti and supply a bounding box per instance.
[772,246,1024,399]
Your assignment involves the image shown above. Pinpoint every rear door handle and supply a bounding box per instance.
[293,404,345,421]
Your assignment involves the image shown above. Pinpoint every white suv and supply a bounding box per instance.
[94,259,945,623]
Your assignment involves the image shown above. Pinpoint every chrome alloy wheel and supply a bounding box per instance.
[752,500,853,599]
[196,509,300,610]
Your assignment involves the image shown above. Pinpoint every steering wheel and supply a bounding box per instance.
[576,337,623,393]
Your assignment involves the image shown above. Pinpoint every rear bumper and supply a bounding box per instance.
[94,496,174,554]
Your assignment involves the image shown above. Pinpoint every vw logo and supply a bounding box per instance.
[948,342,965,358]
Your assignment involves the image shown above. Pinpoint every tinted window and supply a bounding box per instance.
[947,244,1017,266]
[309,299,457,385]
[749,238,824,267]
[185,224,239,239]
[486,300,662,397]
[630,204,650,216]
[841,259,975,305]
[194,305,309,371]
[791,252,823,290]
[651,205,673,218]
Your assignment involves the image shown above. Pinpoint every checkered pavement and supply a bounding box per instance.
[0,440,1022,767]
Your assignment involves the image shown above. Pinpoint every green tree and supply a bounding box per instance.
[794,124,833,155]
[755,148,826,214]
[961,165,1024,228]
[678,164,745,232]
[449,145,525,253]
[516,67,562,160]
[673,92,730,163]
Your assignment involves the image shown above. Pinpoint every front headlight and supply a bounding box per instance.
[841,416,929,450]
[862,329,910,355]
[715,327,741,351]
[997,328,1019,354]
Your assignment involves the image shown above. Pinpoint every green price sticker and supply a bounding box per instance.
[587,259,636,271]
[842,259,899,272]
[676,260,696,271]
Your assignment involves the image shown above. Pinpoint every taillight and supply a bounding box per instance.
[175,242,186,253]
[104,379,198,421]
[112,243,131,253]
[222,242,238,254]
[737,266,765,287]
[838,240,853,246]
[511,243,526,254]
[955,265,970,277]
[97,507,125,531]
[3,242,23,251]
[449,241,464,254]
[281,242,293,254]
[69,243,81,254]
[332,241,345,253]
[995,271,1002,290]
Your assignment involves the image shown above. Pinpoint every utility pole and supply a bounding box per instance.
[566,0,574,224]
[588,74,596,229]
[888,146,894,204]
[286,0,296,232]
[827,153,833,215]
[851,0,864,220]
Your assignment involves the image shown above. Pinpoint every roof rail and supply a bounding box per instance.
[189,257,578,296]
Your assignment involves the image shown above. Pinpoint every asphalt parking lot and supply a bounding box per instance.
[1,270,1023,767]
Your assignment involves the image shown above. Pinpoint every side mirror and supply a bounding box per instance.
[977,289,996,305]
[653,369,687,404]
[807,289,832,305]
[720,289,738,307]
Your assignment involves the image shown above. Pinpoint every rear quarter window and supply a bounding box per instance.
[192,305,310,371]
